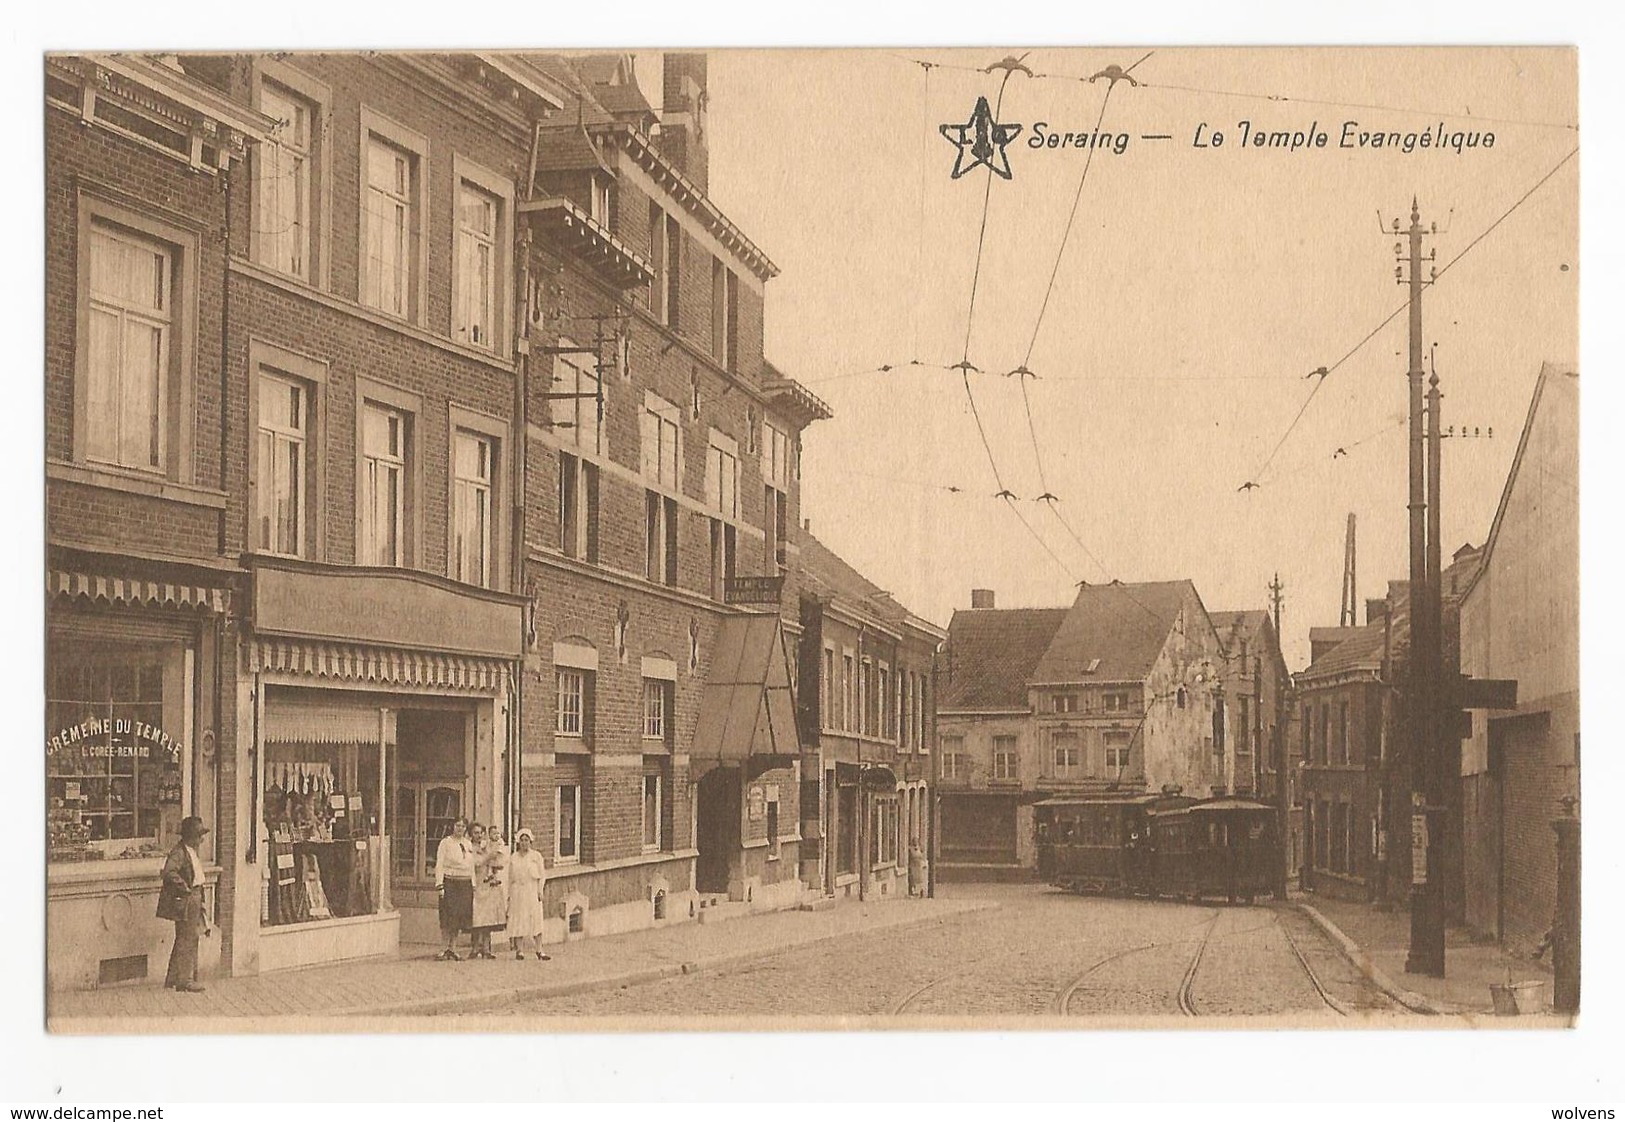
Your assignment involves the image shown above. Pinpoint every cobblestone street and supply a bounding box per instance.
[448,884,1403,1024]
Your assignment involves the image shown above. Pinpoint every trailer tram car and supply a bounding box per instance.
[1037,795,1278,904]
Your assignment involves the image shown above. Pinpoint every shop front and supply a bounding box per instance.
[45,568,229,992]
[233,557,524,975]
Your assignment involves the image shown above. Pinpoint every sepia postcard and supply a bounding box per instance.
[36,44,1580,1047]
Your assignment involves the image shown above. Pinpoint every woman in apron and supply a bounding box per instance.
[467,822,508,959]
[506,828,551,961]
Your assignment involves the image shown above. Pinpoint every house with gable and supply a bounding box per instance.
[936,580,1229,880]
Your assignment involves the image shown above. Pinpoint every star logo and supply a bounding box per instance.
[940,96,1023,180]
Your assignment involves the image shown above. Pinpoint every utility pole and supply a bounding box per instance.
[1269,574,1289,899]
[1339,513,1358,627]
[1394,198,1445,977]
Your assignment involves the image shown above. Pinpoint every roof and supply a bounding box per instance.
[1030,581,1194,685]
[1298,622,1386,682]
[940,607,1069,710]
[1462,362,1578,601]
[799,531,916,633]
[691,614,799,761]
[762,360,834,425]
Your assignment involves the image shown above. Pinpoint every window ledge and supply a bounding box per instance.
[48,460,228,510]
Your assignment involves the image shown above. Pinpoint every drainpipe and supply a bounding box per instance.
[508,123,542,834]
[929,640,943,899]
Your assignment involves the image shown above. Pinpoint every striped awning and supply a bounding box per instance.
[250,638,513,695]
[48,569,229,613]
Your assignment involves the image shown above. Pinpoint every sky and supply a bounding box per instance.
[661,47,1577,667]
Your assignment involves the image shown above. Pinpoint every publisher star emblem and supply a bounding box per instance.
[941,96,1023,180]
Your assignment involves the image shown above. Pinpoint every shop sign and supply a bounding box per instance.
[47,716,182,761]
[725,575,785,606]
[1410,811,1429,885]
[748,785,766,822]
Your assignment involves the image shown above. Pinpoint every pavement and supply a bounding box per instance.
[48,893,991,1031]
[1294,891,1567,1022]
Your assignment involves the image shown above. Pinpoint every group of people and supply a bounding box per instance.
[432,818,551,961]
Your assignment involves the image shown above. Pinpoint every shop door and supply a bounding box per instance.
[695,767,739,896]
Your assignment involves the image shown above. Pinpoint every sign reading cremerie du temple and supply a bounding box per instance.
[725,575,785,606]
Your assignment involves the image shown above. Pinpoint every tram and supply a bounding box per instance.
[1037,794,1279,904]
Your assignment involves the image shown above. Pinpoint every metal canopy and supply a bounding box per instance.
[691,614,799,761]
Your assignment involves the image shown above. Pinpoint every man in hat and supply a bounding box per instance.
[156,816,211,992]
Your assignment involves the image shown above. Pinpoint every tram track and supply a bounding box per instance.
[1052,907,1222,1017]
[1175,911,1222,1016]
[1275,908,1351,1017]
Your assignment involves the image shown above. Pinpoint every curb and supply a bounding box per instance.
[50,898,998,1025]
[327,898,999,1018]
[1293,901,1442,1015]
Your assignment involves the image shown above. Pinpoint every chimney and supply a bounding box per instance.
[659,53,709,192]
[971,589,995,610]
[1366,598,1389,626]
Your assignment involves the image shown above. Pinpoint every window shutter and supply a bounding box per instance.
[640,409,657,479]
[664,497,678,585]
[585,463,600,563]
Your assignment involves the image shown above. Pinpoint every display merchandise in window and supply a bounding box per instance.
[259,746,380,927]
[46,638,190,863]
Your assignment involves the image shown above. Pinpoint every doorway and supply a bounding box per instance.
[695,766,739,895]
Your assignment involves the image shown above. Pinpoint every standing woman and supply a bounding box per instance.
[506,828,551,961]
[433,817,473,961]
[468,822,508,959]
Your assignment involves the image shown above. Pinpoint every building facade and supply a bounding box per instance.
[795,532,941,902]
[44,50,842,991]
[1459,363,1579,955]
[45,54,273,989]
[936,582,1229,879]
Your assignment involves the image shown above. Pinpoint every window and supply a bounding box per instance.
[362,132,418,318]
[556,783,581,862]
[942,749,970,780]
[556,669,585,737]
[879,666,893,739]
[642,678,667,740]
[1104,691,1129,713]
[858,659,872,737]
[650,205,680,328]
[642,395,681,488]
[709,519,736,601]
[1238,695,1252,754]
[1052,731,1082,777]
[900,674,912,749]
[1053,694,1078,714]
[992,736,1018,780]
[842,654,856,732]
[84,223,172,472]
[255,373,307,556]
[642,773,662,851]
[1338,701,1350,765]
[1319,703,1331,765]
[558,451,600,563]
[591,176,613,228]
[711,258,739,370]
[1301,702,1312,764]
[821,647,835,731]
[47,636,191,861]
[359,402,407,566]
[705,434,739,519]
[763,421,791,490]
[645,491,678,586]
[451,431,493,586]
[763,485,788,573]
[1176,687,1188,710]
[454,182,498,348]
[552,346,602,453]
[765,791,780,860]
[1104,730,1132,772]
[256,81,312,279]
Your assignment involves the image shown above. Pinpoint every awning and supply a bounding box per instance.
[49,569,229,613]
[691,614,800,761]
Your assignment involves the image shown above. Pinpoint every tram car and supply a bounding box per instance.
[1037,794,1279,904]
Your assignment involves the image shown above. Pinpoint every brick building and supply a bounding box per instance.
[511,53,830,935]
[44,54,273,989]
[44,50,835,991]
[936,581,1229,879]
[1459,363,1579,955]
[795,532,942,902]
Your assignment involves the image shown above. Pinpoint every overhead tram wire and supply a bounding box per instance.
[1241,143,1578,490]
[886,52,1578,133]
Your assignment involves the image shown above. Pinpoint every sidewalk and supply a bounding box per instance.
[49,894,990,1031]
[1295,892,1563,1020]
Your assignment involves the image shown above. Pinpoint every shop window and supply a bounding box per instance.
[556,783,581,863]
[836,782,858,876]
[47,636,191,863]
